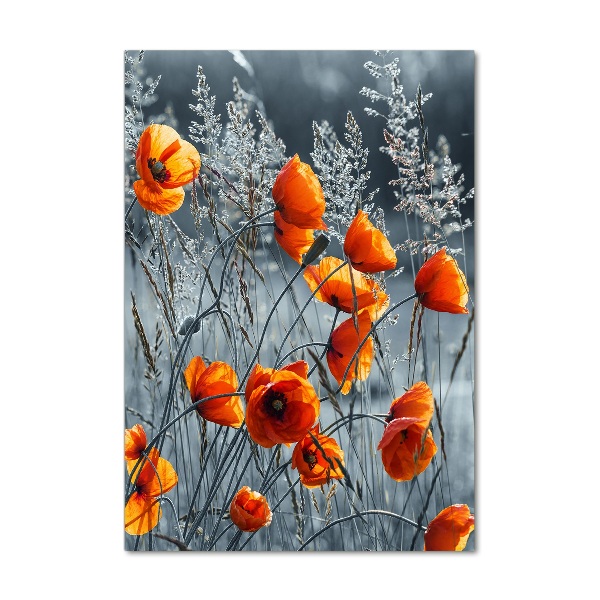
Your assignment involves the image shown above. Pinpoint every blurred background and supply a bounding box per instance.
[136,49,474,228]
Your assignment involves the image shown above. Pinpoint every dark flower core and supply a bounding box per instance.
[148,158,169,183]
[303,449,318,470]
[264,389,287,420]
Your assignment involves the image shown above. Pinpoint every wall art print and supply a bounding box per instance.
[124,50,475,551]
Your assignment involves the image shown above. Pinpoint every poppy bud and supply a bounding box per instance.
[178,315,201,336]
[229,487,273,532]
[301,233,330,267]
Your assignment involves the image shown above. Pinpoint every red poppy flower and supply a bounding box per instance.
[414,248,469,314]
[303,256,388,320]
[184,357,243,428]
[326,309,374,395]
[229,486,273,532]
[133,124,201,215]
[124,423,147,462]
[377,382,437,481]
[125,449,178,536]
[274,210,315,264]
[424,504,475,551]
[291,425,345,488]
[272,154,327,230]
[245,362,320,448]
[343,210,397,273]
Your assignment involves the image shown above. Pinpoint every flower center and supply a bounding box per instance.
[148,158,170,183]
[303,449,318,471]
[264,389,287,420]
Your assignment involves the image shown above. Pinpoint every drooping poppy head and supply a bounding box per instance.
[303,256,388,318]
[245,363,320,448]
[184,357,244,428]
[423,504,475,551]
[414,248,469,314]
[387,381,434,427]
[377,419,437,482]
[326,309,374,395]
[133,124,201,215]
[124,423,147,461]
[377,383,437,481]
[229,486,273,532]
[272,154,327,230]
[125,450,178,536]
[343,210,397,273]
[291,425,345,488]
[274,210,315,264]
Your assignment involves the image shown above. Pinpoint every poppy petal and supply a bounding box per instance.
[229,486,273,532]
[124,424,147,461]
[133,179,185,215]
[304,256,385,315]
[414,248,469,314]
[272,155,327,230]
[125,492,162,536]
[326,310,373,394]
[424,504,475,551]
[292,427,345,488]
[344,210,397,273]
[380,424,437,481]
[141,456,179,497]
[274,210,315,264]
[376,417,422,450]
[184,356,208,396]
[388,381,435,425]
[160,139,202,188]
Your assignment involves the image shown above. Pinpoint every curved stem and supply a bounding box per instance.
[297,510,426,551]
[333,293,418,395]
[155,212,275,454]
[126,392,245,496]
[238,264,305,387]
[273,261,348,368]
[276,342,328,366]
[307,308,340,377]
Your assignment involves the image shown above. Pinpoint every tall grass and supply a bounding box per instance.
[124,50,474,551]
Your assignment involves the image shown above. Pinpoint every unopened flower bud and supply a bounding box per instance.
[301,233,330,268]
[178,315,201,336]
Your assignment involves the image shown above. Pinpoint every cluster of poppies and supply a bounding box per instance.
[129,124,474,549]
[124,424,178,536]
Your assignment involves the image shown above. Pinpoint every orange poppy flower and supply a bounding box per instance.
[387,381,434,426]
[245,360,309,400]
[229,486,273,532]
[291,425,345,488]
[272,154,327,230]
[414,248,469,314]
[125,449,178,536]
[423,504,475,551]
[303,256,388,320]
[343,209,397,273]
[133,124,201,215]
[184,357,243,428]
[326,309,374,395]
[245,362,320,448]
[274,210,315,264]
[124,423,147,462]
[377,382,437,481]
